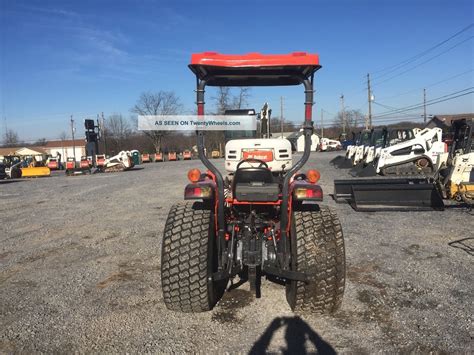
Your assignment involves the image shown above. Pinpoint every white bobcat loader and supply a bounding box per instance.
[365,128,418,165]
[100,151,135,172]
[333,121,472,210]
[374,127,446,175]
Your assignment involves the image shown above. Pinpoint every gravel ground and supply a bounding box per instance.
[1,151,473,353]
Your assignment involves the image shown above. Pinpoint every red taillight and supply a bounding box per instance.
[184,184,213,200]
[293,185,323,201]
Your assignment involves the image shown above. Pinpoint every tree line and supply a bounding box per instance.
[2,90,419,152]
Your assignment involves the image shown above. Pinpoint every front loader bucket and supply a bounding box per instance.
[353,164,378,177]
[21,167,51,177]
[349,162,366,177]
[332,157,354,169]
[330,155,345,166]
[333,177,444,211]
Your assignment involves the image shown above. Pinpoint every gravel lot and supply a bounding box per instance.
[1,151,472,353]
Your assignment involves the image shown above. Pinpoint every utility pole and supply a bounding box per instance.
[367,73,373,128]
[340,94,346,139]
[320,109,324,139]
[101,112,107,155]
[280,96,284,137]
[423,88,427,123]
[70,115,76,163]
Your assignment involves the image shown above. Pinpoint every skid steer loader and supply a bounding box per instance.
[333,123,472,211]
[98,151,134,172]
[161,52,345,314]
[436,119,473,204]
[374,127,446,175]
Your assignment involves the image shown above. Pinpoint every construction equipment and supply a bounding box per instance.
[0,162,6,179]
[333,121,473,210]
[211,149,221,159]
[21,166,51,177]
[142,153,151,163]
[182,150,192,160]
[168,152,177,161]
[364,128,416,165]
[154,152,164,162]
[374,127,446,175]
[99,151,134,172]
[161,52,345,314]
[46,157,61,170]
[435,119,473,204]
[96,154,106,168]
[320,138,342,152]
[66,157,90,176]
[2,156,22,179]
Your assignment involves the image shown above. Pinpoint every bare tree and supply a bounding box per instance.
[33,138,47,146]
[59,131,68,141]
[2,128,20,147]
[106,114,131,151]
[335,109,364,133]
[270,117,296,135]
[232,87,251,109]
[131,91,182,152]
[213,87,252,114]
[213,87,232,114]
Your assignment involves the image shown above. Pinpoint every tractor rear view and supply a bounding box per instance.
[160,52,345,314]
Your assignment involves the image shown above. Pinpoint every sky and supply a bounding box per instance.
[1,0,473,142]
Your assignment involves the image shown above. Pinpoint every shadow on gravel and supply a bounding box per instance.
[249,316,336,355]
[448,237,474,255]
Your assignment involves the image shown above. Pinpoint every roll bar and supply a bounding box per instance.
[195,75,315,269]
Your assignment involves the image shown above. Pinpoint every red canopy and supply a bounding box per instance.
[189,52,321,86]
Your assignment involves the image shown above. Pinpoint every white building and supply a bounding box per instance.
[43,139,86,162]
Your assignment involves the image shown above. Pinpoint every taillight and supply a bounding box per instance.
[293,185,323,201]
[184,184,213,199]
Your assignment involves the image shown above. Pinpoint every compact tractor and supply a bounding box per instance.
[161,52,345,313]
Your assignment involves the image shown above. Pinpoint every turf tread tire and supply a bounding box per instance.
[286,206,345,314]
[161,202,220,312]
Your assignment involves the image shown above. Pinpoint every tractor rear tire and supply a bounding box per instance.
[286,206,345,314]
[161,202,226,312]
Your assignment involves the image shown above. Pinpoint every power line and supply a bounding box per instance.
[372,101,419,118]
[373,88,474,118]
[372,36,474,87]
[374,87,473,117]
[376,68,474,101]
[372,23,474,77]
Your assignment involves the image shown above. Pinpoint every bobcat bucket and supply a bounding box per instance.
[349,163,378,177]
[331,156,354,169]
[333,176,445,211]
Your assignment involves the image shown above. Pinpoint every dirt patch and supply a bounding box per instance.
[347,262,387,296]
[96,271,134,289]
[211,289,254,324]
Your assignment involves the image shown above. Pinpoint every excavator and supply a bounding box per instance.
[334,119,473,210]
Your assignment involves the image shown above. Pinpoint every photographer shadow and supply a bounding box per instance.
[249,316,336,355]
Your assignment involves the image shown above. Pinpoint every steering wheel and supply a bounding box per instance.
[236,158,268,170]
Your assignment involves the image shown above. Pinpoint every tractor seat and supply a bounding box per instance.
[233,167,280,202]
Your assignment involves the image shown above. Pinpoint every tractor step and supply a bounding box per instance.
[333,177,445,211]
